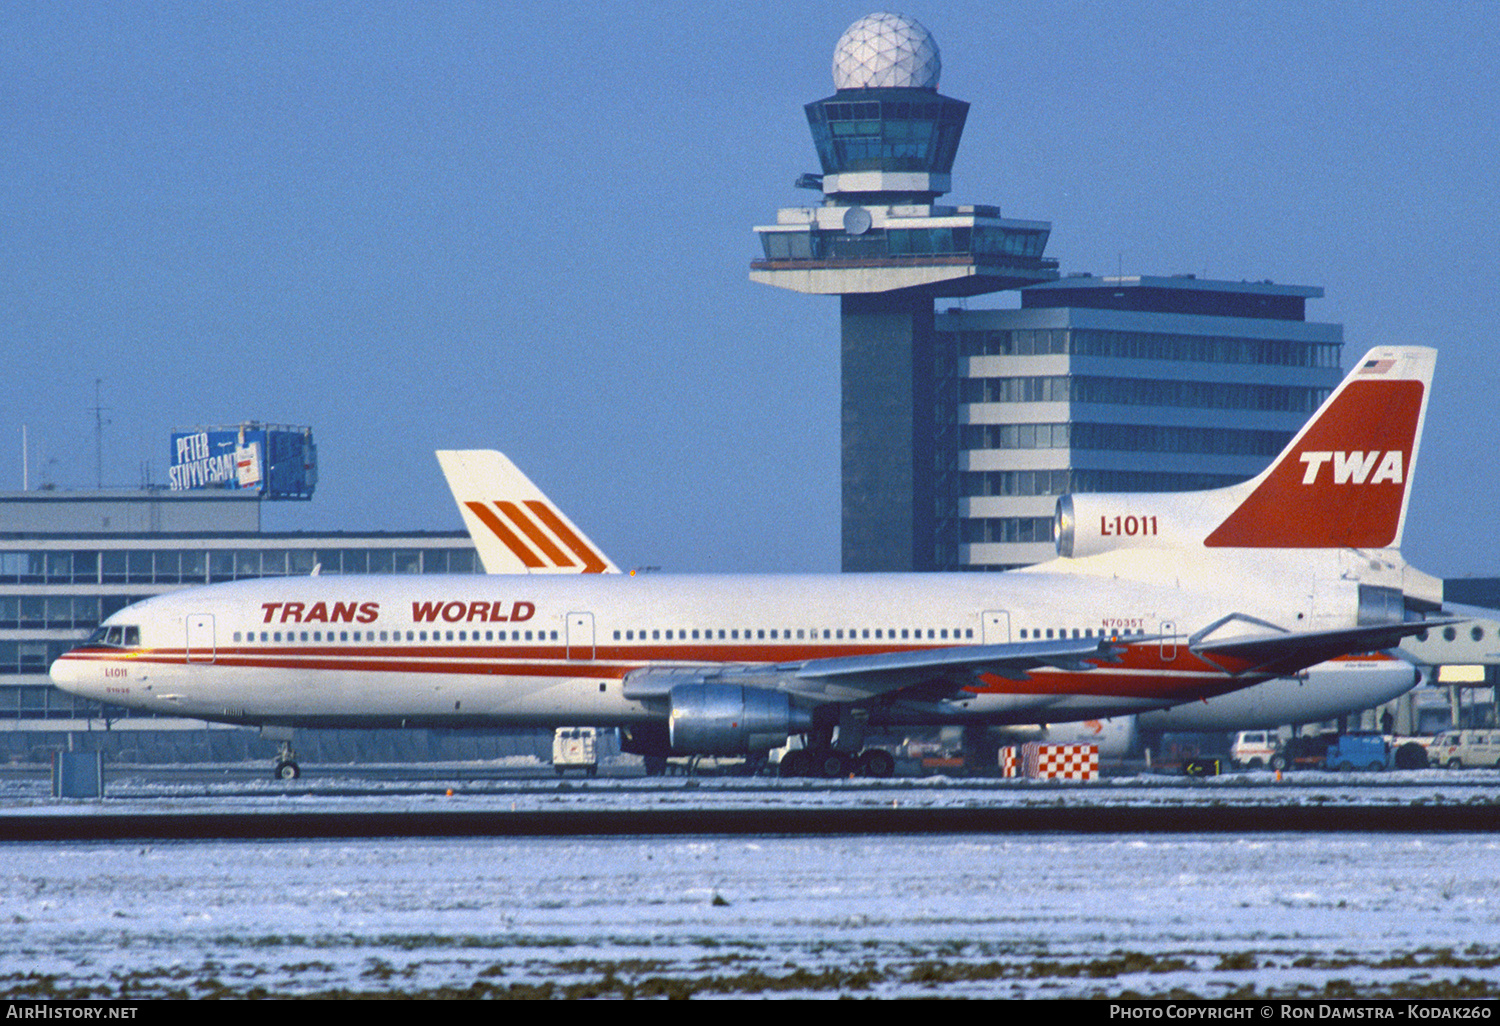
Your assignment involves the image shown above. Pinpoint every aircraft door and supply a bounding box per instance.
[1159,620,1177,662]
[566,612,595,660]
[982,611,1011,644]
[186,614,215,663]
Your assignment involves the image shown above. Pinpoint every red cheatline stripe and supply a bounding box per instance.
[523,500,607,572]
[463,501,546,569]
[60,644,1240,700]
[497,501,575,568]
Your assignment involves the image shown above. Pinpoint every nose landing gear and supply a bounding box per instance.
[272,740,300,781]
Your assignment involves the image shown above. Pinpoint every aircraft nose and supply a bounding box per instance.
[49,652,92,697]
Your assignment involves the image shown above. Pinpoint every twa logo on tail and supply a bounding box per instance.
[1205,348,1432,549]
[1298,451,1404,485]
[436,451,620,575]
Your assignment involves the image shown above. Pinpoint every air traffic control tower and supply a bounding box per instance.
[751,13,1058,572]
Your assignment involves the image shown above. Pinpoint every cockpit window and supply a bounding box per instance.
[87,625,139,648]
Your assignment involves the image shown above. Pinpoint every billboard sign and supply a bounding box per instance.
[169,424,316,499]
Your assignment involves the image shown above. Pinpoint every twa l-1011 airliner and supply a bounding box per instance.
[53,347,1452,779]
[437,449,1423,745]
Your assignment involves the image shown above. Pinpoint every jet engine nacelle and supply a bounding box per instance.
[1055,493,1214,559]
[668,684,813,756]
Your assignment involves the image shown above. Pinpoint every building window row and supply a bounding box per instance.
[960,517,1056,544]
[0,594,139,631]
[808,97,966,174]
[959,423,1073,451]
[0,640,74,676]
[940,327,1341,367]
[955,468,1247,499]
[0,547,479,585]
[959,422,1292,457]
[0,685,110,720]
[761,225,1050,264]
[956,375,1329,413]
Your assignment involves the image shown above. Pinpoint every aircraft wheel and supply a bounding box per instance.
[857,749,896,778]
[274,760,300,781]
[1394,743,1429,770]
[813,750,853,779]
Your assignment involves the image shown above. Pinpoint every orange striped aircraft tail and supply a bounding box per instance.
[436,451,620,575]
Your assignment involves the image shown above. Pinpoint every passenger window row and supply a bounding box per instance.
[610,627,976,642]
[233,629,561,644]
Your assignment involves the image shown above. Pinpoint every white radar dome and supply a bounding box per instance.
[832,12,941,91]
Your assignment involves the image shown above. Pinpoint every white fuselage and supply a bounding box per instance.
[51,550,1368,730]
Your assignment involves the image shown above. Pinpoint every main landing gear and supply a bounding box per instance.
[778,716,896,779]
[778,746,895,779]
[272,740,301,781]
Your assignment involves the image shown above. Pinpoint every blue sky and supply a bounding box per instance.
[2,2,1496,576]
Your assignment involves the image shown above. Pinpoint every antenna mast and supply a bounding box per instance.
[91,379,112,489]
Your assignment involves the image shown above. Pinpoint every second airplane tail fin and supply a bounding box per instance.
[1056,347,1436,558]
[436,451,620,574]
[1203,346,1434,549]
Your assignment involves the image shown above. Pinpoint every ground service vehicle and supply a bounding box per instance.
[1325,732,1390,771]
[1231,730,1280,770]
[552,727,599,776]
[1428,730,1500,769]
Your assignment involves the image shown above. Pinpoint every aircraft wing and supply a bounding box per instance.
[623,637,1121,705]
[1190,619,1456,678]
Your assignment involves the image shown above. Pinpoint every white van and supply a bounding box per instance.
[1428,730,1500,769]
[552,727,599,776]
[1230,730,1280,770]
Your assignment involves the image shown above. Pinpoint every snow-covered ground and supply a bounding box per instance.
[3,832,1498,999]
[4,765,1500,815]
[3,771,1500,998]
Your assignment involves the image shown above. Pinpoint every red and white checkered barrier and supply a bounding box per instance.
[1001,742,1099,781]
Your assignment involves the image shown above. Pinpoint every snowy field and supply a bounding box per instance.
[5,765,1500,815]
[2,832,1498,999]
[3,772,1500,998]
